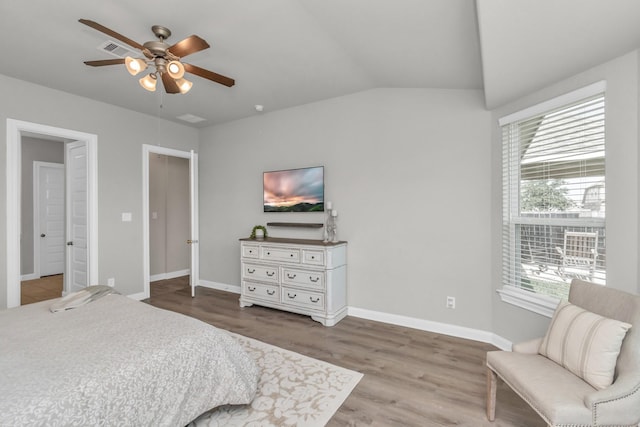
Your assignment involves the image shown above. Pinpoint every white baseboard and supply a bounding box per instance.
[198,280,241,294]
[150,269,190,282]
[159,281,512,350]
[348,306,512,351]
[127,292,146,301]
[21,273,39,281]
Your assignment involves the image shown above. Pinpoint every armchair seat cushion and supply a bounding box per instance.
[487,350,595,425]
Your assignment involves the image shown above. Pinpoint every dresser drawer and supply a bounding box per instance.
[261,246,300,263]
[281,287,325,311]
[242,263,278,283]
[242,281,279,302]
[282,267,324,291]
[302,249,325,266]
[242,244,260,259]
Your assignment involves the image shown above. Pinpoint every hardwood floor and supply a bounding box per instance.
[147,277,545,427]
[21,274,63,305]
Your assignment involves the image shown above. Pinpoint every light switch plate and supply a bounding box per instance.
[122,212,132,222]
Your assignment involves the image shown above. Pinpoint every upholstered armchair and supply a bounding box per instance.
[486,279,640,426]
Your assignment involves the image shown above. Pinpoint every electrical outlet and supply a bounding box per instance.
[446,296,456,309]
[107,278,115,287]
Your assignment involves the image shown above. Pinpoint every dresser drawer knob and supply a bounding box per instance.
[290,254,294,257]
[266,271,275,277]
[247,268,255,274]
[287,273,296,279]
[311,255,315,259]
[247,286,256,292]
[267,252,271,255]
[287,293,297,299]
[309,276,320,283]
[267,290,275,296]
[310,296,320,303]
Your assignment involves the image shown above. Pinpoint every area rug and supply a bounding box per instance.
[189,334,363,427]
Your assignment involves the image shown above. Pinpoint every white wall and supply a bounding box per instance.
[199,88,494,331]
[490,50,640,342]
[0,74,198,307]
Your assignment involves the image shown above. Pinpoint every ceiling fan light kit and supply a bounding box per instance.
[175,77,193,94]
[125,56,147,76]
[167,61,185,79]
[79,19,235,94]
[139,73,158,91]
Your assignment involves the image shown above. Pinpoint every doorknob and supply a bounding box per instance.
[187,239,199,244]
[66,241,73,246]
[40,233,46,238]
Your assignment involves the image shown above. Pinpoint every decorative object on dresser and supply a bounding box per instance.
[250,225,267,240]
[239,237,347,326]
[323,201,333,242]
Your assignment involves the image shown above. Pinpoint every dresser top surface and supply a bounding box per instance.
[239,237,347,247]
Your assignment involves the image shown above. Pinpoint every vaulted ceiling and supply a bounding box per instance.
[1,1,640,127]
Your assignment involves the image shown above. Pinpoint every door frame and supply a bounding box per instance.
[33,161,65,279]
[6,119,98,308]
[142,144,198,299]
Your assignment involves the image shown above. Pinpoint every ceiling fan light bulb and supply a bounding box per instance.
[125,56,147,76]
[176,77,193,94]
[167,61,185,79]
[139,73,157,91]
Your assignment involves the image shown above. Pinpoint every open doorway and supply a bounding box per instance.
[6,119,98,308]
[142,145,199,300]
[20,137,65,305]
[149,153,190,297]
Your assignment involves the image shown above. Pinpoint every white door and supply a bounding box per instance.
[189,150,199,297]
[65,141,89,293]
[35,162,65,276]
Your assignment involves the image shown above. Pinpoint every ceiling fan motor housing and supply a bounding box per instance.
[143,40,171,58]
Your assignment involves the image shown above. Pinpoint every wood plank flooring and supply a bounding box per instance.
[21,274,63,305]
[147,276,545,427]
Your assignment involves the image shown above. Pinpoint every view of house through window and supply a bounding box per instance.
[502,93,605,300]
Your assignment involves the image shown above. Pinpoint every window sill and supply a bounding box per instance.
[497,286,560,318]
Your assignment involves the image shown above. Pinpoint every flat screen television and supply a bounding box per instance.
[263,166,324,212]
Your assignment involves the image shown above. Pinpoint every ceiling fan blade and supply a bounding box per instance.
[168,35,210,58]
[84,59,126,67]
[79,19,144,51]
[183,63,235,87]
[161,73,181,94]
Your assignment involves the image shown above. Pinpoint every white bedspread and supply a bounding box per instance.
[0,294,259,426]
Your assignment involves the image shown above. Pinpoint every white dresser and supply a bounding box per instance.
[239,237,347,326]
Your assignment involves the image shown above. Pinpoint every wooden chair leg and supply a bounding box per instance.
[487,367,497,421]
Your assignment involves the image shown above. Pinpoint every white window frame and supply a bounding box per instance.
[497,81,607,317]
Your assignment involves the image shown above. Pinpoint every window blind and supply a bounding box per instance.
[502,93,605,299]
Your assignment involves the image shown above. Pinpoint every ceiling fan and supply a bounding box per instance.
[79,19,235,94]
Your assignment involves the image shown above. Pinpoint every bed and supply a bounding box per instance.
[0,290,259,426]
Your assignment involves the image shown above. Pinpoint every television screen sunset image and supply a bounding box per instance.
[264,167,324,212]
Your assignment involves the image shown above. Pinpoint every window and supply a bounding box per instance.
[500,83,606,315]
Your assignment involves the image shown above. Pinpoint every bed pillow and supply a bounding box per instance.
[539,301,631,390]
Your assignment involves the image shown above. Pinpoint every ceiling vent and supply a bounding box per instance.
[177,114,207,124]
[97,40,138,58]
